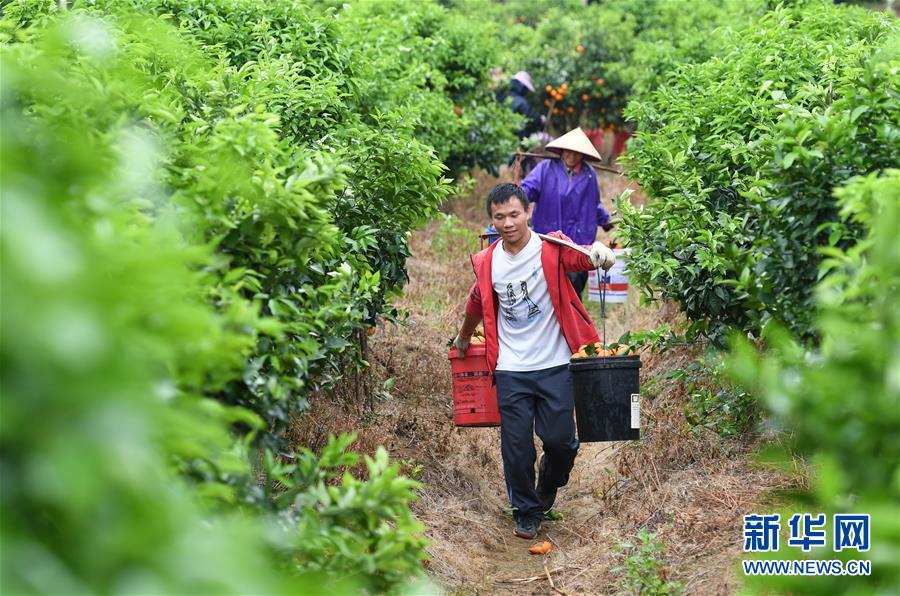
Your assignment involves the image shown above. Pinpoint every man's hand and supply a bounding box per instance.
[452,334,471,358]
[589,242,616,270]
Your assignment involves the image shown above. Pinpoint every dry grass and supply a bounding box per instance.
[289,169,797,595]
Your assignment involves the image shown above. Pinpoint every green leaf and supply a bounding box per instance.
[849,105,869,123]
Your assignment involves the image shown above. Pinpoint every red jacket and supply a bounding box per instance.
[465,231,600,372]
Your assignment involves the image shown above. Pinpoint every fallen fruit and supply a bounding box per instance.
[529,541,552,555]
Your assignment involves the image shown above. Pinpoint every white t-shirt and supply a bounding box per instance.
[491,232,572,371]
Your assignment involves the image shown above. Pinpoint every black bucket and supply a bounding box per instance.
[569,355,641,442]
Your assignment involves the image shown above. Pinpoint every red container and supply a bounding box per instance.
[611,129,632,159]
[447,343,501,427]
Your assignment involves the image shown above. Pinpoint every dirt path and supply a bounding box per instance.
[297,170,793,594]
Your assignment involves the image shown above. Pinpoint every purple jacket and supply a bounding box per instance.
[521,159,610,246]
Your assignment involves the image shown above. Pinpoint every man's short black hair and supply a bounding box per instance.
[486,183,529,218]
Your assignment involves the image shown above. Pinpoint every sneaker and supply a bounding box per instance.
[536,452,558,513]
[514,514,542,539]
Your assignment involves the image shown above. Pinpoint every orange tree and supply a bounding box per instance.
[492,2,635,132]
[729,171,899,595]
[450,0,767,135]
[332,0,521,178]
[66,0,434,437]
[619,3,898,344]
[0,6,431,593]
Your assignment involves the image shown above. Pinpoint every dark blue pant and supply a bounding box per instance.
[567,271,588,297]
[494,364,579,519]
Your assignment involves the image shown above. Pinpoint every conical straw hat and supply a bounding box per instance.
[511,71,535,92]
[545,127,602,162]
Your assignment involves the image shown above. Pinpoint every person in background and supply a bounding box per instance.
[520,127,612,296]
[453,183,616,540]
[497,71,543,138]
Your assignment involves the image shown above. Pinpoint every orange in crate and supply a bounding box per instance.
[447,343,501,427]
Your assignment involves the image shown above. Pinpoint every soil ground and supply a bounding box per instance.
[292,169,794,595]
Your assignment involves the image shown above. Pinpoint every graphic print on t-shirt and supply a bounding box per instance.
[491,234,571,371]
[504,283,518,322]
[520,280,540,319]
[498,266,544,328]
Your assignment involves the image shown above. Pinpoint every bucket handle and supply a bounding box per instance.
[537,232,610,345]
[599,266,607,347]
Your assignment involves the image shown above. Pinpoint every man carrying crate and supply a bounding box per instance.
[452,183,616,539]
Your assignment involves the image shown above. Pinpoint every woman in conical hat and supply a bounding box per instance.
[544,127,603,162]
[520,127,611,296]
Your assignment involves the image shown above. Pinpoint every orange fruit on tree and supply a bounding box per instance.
[576,45,585,53]
[453,105,462,117]
[567,106,574,113]
[582,93,590,102]
[545,84,553,93]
